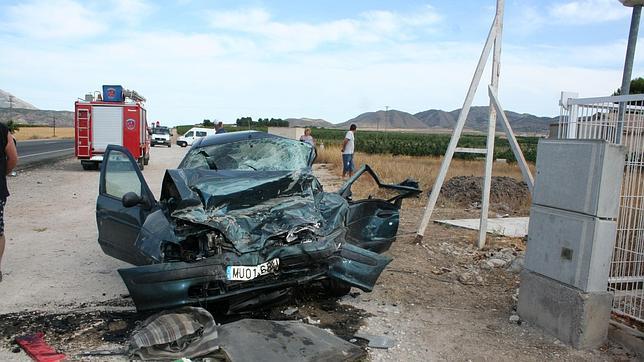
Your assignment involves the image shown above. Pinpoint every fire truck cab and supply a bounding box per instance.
[75,85,150,170]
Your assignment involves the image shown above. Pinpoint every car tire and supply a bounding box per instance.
[180,142,187,147]
[167,143,171,148]
[323,279,352,297]
[81,162,93,171]
[151,144,154,147]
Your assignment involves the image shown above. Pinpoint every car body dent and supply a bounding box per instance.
[96,133,421,311]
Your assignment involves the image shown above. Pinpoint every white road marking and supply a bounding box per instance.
[19,148,74,159]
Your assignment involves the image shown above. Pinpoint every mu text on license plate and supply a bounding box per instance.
[226,258,280,281]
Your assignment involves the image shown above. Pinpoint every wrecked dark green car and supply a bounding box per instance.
[96,131,420,311]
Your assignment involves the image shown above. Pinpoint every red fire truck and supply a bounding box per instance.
[75,85,150,170]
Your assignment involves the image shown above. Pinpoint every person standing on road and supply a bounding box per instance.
[300,128,315,147]
[0,124,18,282]
[341,124,357,178]
[215,122,226,134]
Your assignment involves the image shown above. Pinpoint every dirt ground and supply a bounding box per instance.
[0,146,637,361]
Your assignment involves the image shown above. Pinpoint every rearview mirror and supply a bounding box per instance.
[122,192,143,208]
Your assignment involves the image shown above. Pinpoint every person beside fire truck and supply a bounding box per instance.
[0,124,18,282]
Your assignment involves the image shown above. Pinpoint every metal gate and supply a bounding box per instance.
[558,93,644,327]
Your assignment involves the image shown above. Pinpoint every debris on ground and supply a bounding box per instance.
[127,306,365,361]
[304,316,321,325]
[488,258,508,268]
[435,217,529,238]
[282,307,298,316]
[218,319,365,361]
[354,332,396,349]
[507,256,525,274]
[458,272,475,285]
[15,332,66,362]
[129,307,219,360]
[0,285,372,358]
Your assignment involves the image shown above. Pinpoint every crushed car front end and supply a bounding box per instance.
[97,131,420,312]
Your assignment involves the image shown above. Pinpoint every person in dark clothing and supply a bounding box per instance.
[0,123,18,282]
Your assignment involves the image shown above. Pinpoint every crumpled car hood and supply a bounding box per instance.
[160,168,347,254]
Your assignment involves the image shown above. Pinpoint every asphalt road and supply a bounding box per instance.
[16,138,75,168]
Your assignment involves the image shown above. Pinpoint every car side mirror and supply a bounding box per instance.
[122,192,143,208]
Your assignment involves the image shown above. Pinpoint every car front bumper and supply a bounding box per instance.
[118,238,391,311]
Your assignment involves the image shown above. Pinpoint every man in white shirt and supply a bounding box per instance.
[341,124,357,178]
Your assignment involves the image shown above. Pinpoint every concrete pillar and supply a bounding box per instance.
[517,139,626,349]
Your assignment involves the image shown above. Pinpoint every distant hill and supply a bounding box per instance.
[0,89,73,126]
[413,106,555,133]
[338,109,426,129]
[285,117,335,128]
[414,109,456,129]
[0,108,74,127]
[0,89,38,110]
[335,106,555,133]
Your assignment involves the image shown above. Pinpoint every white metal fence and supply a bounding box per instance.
[559,93,644,326]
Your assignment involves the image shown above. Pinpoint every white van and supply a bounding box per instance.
[176,127,216,147]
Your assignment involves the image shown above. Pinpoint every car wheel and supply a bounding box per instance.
[81,162,93,171]
[150,144,154,147]
[323,279,352,297]
[180,142,187,147]
[167,143,171,148]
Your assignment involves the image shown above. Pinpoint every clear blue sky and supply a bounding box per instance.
[0,0,641,125]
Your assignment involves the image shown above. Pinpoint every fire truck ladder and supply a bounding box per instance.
[77,108,90,156]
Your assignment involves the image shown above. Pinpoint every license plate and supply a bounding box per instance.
[226,259,280,281]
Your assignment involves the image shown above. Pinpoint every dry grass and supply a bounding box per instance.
[13,127,74,141]
[316,144,534,209]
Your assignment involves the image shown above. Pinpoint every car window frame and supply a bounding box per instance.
[99,145,156,204]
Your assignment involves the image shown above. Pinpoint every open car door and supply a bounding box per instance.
[337,165,421,253]
[96,145,158,266]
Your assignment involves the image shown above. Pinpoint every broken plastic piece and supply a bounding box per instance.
[15,332,66,362]
[282,306,299,316]
[218,319,365,361]
[354,332,396,349]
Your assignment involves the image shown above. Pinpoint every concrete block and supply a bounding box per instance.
[533,139,625,219]
[517,269,613,349]
[525,205,617,292]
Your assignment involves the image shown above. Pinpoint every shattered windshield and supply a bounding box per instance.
[180,137,313,171]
